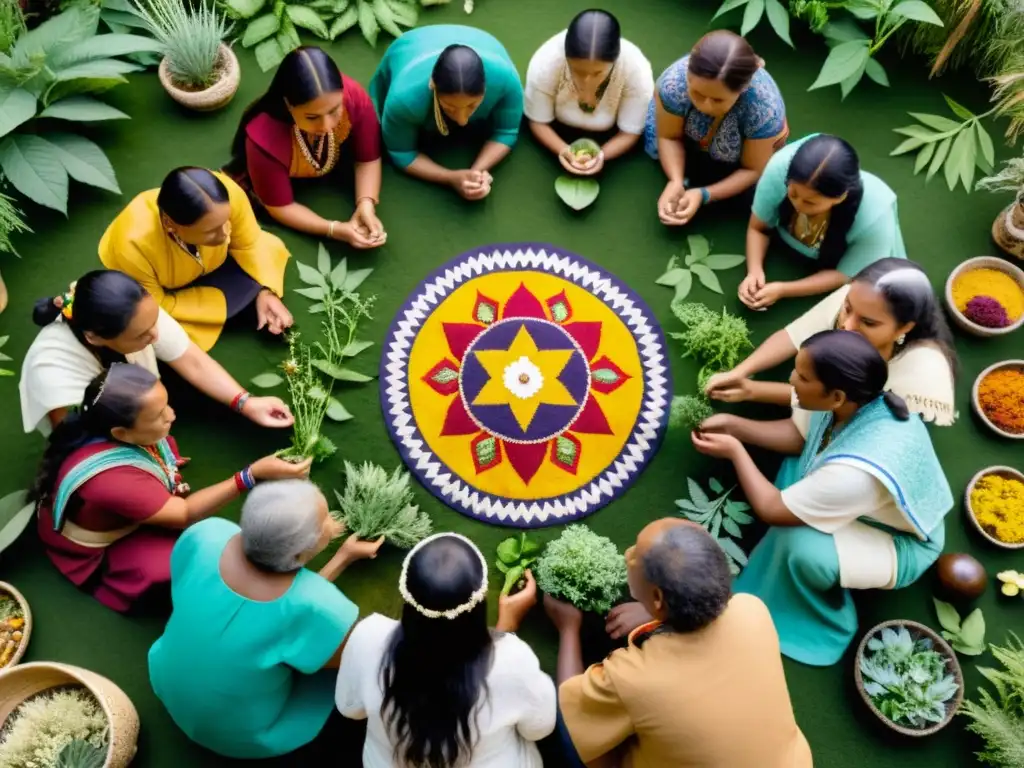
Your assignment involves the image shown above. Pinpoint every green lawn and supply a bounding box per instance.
[1,0,1022,765]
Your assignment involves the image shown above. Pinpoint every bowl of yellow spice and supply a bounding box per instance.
[972,360,1024,439]
[945,256,1024,337]
[966,466,1024,550]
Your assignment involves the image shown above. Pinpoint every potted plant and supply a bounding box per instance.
[978,157,1024,260]
[0,662,140,766]
[135,0,238,112]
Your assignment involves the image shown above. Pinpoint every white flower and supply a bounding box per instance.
[464,0,474,12]
[503,356,544,399]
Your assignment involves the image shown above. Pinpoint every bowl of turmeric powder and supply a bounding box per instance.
[972,360,1024,440]
[945,256,1024,337]
[0,582,30,669]
[966,466,1024,550]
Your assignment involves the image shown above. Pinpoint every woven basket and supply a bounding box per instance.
[944,256,1024,337]
[159,43,240,112]
[0,581,31,668]
[0,662,139,767]
[964,465,1024,550]
[992,201,1024,260]
[972,360,1024,440]
[854,620,964,738]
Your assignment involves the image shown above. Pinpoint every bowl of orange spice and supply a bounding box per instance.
[973,360,1024,439]
[945,257,1024,337]
[966,466,1024,550]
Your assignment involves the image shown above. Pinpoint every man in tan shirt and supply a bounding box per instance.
[545,518,813,768]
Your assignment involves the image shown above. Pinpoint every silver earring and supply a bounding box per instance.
[896,333,906,345]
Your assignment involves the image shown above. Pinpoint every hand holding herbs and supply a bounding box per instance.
[655,236,746,304]
[332,461,432,549]
[535,525,627,614]
[495,532,543,596]
[668,395,714,433]
[676,477,752,575]
[933,598,987,656]
[669,302,753,392]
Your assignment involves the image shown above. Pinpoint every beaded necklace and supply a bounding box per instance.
[293,125,338,176]
[432,92,450,137]
[141,442,190,496]
[168,230,205,272]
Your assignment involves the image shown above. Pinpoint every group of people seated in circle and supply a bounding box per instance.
[12,8,960,766]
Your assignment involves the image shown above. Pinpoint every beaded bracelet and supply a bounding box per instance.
[230,391,251,413]
[233,466,256,492]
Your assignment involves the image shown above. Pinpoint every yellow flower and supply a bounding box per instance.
[997,570,1024,597]
[281,359,299,377]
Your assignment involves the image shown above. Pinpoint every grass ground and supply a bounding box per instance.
[1,0,1021,765]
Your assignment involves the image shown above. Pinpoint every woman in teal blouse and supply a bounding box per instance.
[741,133,907,310]
[369,24,524,201]
[148,479,382,759]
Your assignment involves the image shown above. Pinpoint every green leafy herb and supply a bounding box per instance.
[56,739,106,768]
[0,335,15,377]
[0,0,26,54]
[554,175,600,210]
[654,237,745,304]
[0,191,31,256]
[332,461,432,549]
[934,597,987,656]
[675,476,752,574]
[495,531,543,596]
[668,302,753,391]
[667,395,713,432]
[133,0,231,91]
[713,0,793,46]
[535,524,626,614]
[961,632,1024,768]
[860,625,960,728]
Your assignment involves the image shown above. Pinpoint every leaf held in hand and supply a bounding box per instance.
[555,175,600,210]
[501,564,525,596]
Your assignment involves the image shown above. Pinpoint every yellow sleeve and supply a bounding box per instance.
[558,658,636,763]
[219,173,290,297]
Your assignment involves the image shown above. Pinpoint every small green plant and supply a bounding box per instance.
[960,632,1024,767]
[860,625,960,728]
[0,0,26,53]
[667,395,713,432]
[934,597,987,656]
[273,334,337,462]
[495,532,542,596]
[655,236,746,304]
[0,336,14,376]
[675,477,752,575]
[134,0,230,90]
[332,461,432,549]
[0,191,31,255]
[56,739,106,768]
[712,0,793,46]
[891,95,996,193]
[0,687,108,768]
[669,302,753,389]
[535,524,626,614]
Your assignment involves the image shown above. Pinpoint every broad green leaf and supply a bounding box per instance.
[45,132,119,193]
[740,0,765,35]
[655,267,688,287]
[686,234,710,264]
[724,505,755,524]
[839,60,867,99]
[385,0,417,26]
[241,14,282,46]
[554,176,600,210]
[865,58,889,87]
[690,264,723,294]
[358,0,379,45]
[251,372,284,388]
[330,256,348,289]
[927,136,951,180]
[914,141,936,174]
[325,397,353,421]
[712,0,749,19]
[893,125,938,140]
[821,19,871,43]
[959,608,986,647]
[285,5,330,38]
[891,136,929,155]
[312,359,373,382]
[329,6,359,39]
[316,243,332,275]
[890,0,943,25]
[38,96,128,122]
[0,134,69,213]
[675,499,702,512]
[225,0,267,18]
[52,59,141,82]
[0,490,32,554]
[497,536,522,564]
[494,559,509,574]
[342,268,372,292]
[844,0,879,19]
[945,128,971,191]
[673,270,693,303]
[951,641,985,656]
[294,286,324,300]
[296,260,328,288]
[14,6,99,60]
[373,0,404,37]
[687,477,710,509]
[0,89,37,137]
[909,112,961,133]
[521,537,542,557]
[973,122,995,171]
[308,303,325,313]
[501,565,524,596]
[764,0,793,46]
[942,94,974,121]
[717,536,748,566]
[341,340,373,357]
[708,477,724,493]
[958,125,977,192]
[50,33,162,70]
[722,517,742,538]
[809,40,870,91]
[701,253,746,270]
[933,598,961,634]
[254,38,285,71]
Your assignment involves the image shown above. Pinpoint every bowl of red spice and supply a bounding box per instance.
[965,466,1024,550]
[972,360,1024,439]
[945,257,1024,337]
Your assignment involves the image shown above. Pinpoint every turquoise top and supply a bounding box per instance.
[752,134,908,276]
[368,25,524,168]
[148,518,358,759]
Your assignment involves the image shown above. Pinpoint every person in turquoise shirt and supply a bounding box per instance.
[148,479,383,759]
[741,133,907,310]
[692,330,952,666]
[369,24,524,201]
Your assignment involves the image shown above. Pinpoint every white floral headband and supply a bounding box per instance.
[398,532,489,620]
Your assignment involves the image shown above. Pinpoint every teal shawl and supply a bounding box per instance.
[800,397,952,541]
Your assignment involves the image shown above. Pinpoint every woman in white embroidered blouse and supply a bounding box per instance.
[704,258,958,431]
[335,533,556,768]
[524,9,654,177]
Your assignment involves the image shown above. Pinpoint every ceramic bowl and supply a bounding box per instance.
[945,256,1024,337]
[972,360,1024,440]
[964,465,1024,550]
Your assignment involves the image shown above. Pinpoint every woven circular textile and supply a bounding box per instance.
[381,244,671,527]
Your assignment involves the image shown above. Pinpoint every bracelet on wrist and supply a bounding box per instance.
[355,196,378,207]
[230,391,251,413]
[327,220,338,239]
[699,187,712,205]
[233,466,256,492]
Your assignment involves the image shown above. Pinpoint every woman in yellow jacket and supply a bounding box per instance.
[99,167,292,351]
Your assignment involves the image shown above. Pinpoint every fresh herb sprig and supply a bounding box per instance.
[655,235,745,304]
[675,477,752,574]
[934,598,987,656]
[495,532,542,596]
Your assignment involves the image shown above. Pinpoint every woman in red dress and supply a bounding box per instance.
[227,46,386,250]
[30,363,312,613]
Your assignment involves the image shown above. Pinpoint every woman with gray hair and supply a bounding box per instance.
[148,479,382,759]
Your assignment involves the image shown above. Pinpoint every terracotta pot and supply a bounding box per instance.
[992,200,1024,260]
[158,43,240,112]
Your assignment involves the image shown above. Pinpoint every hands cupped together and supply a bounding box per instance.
[451,169,493,201]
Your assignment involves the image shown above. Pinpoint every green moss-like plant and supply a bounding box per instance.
[961,632,1024,767]
[668,395,713,432]
[332,461,432,549]
[0,687,107,768]
[669,302,753,386]
[535,524,626,614]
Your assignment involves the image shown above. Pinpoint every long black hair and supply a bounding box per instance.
[565,9,621,62]
[688,30,762,92]
[432,45,485,96]
[802,330,909,420]
[229,46,343,164]
[380,535,494,768]
[852,257,958,373]
[33,270,147,366]
[779,134,864,270]
[30,364,159,505]
[157,167,229,227]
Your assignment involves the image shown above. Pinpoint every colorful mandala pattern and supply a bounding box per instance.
[381,245,671,527]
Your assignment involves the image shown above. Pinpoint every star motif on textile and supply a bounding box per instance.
[472,325,576,431]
